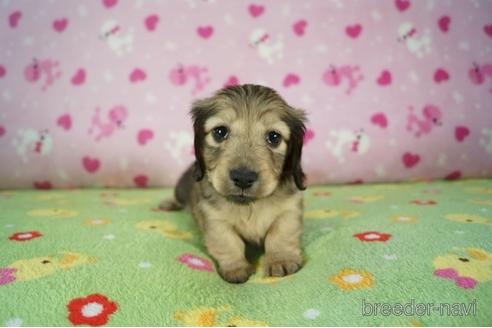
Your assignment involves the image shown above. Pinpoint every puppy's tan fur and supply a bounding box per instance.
[160,84,306,283]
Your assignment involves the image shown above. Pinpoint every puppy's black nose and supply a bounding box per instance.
[230,167,258,189]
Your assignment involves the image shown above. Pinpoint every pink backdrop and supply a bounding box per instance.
[0,0,491,189]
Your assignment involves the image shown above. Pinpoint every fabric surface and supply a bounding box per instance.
[1,179,492,326]
[1,0,492,188]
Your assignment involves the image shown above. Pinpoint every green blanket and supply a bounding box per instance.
[1,179,491,326]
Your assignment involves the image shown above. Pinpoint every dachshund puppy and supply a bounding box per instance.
[160,84,306,283]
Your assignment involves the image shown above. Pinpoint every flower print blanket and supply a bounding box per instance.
[1,179,491,326]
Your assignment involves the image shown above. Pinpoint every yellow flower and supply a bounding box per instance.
[468,199,492,206]
[330,268,374,290]
[84,218,111,225]
[390,215,418,223]
[27,208,78,218]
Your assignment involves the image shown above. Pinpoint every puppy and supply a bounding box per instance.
[160,84,306,283]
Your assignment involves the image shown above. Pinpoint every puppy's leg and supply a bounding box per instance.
[159,163,195,211]
[264,213,303,277]
[205,223,253,283]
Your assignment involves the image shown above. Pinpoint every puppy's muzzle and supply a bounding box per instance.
[230,167,258,190]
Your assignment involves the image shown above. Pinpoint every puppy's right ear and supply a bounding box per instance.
[190,98,216,181]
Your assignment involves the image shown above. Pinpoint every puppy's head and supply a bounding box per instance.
[191,84,306,204]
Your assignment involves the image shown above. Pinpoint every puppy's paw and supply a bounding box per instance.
[158,198,182,211]
[220,264,255,284]
[264,254,302,277]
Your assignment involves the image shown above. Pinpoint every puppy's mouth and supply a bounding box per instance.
[227,194,256,205]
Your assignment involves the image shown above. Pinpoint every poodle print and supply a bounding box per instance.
[24,58,62,91]
[325,128,370,163]
[12,129,53,163]
[99,19,134,56]
[88,105,128,142]
[169,64,211,95]
[397,22,432,58]
[406,104,442,137]
[322,65,363,95]
[469,62,492,93]
[249,28,284,64]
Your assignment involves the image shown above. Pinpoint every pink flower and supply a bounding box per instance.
[177,253,214,272]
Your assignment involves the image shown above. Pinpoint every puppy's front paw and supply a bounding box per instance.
[220,264,255,284]
[265,255,302,277]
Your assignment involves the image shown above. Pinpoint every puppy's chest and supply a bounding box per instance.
[229,203,278,244]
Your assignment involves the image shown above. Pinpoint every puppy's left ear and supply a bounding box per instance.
[282,108,307,190]
[190,98,216,181]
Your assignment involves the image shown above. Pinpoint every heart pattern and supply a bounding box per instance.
[0,1,490,188]
[283,73,300,87]
[345,24,362,38]
[248,4,265,18]
[371,113,388,128]
[137,129,154,146]
[145,15,159,31]
[395,0,411,12]
[293,20,307,36]
[82,156,101,173]
[438,16,451,33]
[197,26,214,39]
[129,68,146,83]
[53,18,68,32]
[455,126,470,142]
[71,69,86,85]
[433,68,450,83]
[402,152,420,168]
[134,174,148,187]
[376,70,392,86]
[57,114,72,131]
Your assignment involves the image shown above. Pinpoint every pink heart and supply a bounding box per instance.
[34,181,52,190]
[0,126,5,137]
[197,25,214,39]
[248,4,265,18]
[71,68,86,86]
[455,126,470,142]
[402,152,420,168]
[345,24,362,38]
[102,0,118,8]
[137,129,154,146]
[283,73,300,87]
[129,68,146,83]
[134,174,148,188]
[145,14,159,31]
[395,0,411,12]
[53,18,68,32]
[376,70,392,86]
[0,65,5,78]
[438,16,450,33]
[57,114,72,131]
[484,24,492,38]
[293,19,307,36]
[224,75,239,88]
[434,68,450,83]
[82,156,101,173]
[9,11,21,28]
[445,170,461,181]
[303,129,315,145]
[370,112,388,128]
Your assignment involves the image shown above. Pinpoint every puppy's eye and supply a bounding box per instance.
[212,126,229,142]
[266,131,282,147]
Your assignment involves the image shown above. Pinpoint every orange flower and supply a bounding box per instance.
[330,269,374,290]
